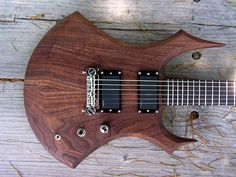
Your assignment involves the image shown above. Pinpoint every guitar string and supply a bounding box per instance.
[96,102,235,105]
[88,88,233,91]
[88,84,233,87]
[89,79,235,83]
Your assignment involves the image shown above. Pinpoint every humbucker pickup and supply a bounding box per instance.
[138,71,159,113]
[99,70,121,113]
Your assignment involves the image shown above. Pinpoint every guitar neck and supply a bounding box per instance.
[162,79,235,106]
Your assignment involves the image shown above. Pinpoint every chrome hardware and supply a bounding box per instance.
[86,68,97,77]
[77,128,86,137]
[55,134,61,141]
[100,125,109,134]
[85,107,96,115]
[86,67,97,115]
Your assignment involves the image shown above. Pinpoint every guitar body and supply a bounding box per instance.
[24,12,224,168]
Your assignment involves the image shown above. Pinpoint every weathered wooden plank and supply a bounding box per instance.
[0,0,236,26]
[1,19,236,79]
[1,83,236,176]
[1,0,236,176]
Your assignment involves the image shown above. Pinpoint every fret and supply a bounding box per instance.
[213,81,219,105]
[167,79,169,105]
[182,79,184,106]
[172,79,174,106]
[218,81,221,105]
[226,81,228,106]
[205,80,207,105]
[198,80,201,105]
[187,80,189,106]
[220,81,226,105]
[177,79,179,105]
[228,81,234,105]
[211,80,214,105]
[193,80,195,105]
[234,81,236,106]
[162,80,236,106]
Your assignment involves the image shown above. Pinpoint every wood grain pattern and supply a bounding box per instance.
[24,12,224,168]
[1,0,236,176]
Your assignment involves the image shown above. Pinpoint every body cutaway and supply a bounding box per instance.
[24,11,224,168]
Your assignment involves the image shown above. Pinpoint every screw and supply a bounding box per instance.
[55,134,61,141]
[138,110,141,113]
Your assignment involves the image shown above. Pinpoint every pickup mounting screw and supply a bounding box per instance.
[138,72,142,75]
[100,125,109,134]
[138,110,141,113]
[55,134,61,141]
[77,128,86,137]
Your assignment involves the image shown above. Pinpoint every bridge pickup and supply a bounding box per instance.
[99,70,121,113]
[138,71,159,113]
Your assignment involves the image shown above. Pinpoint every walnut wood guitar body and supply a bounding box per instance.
[24,12,224,168]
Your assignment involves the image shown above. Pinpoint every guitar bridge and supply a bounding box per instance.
[85,68,97,115]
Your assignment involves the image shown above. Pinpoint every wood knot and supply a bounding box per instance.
[189,111,199,121]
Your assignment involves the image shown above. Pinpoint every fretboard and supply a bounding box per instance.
[162,79,236,106]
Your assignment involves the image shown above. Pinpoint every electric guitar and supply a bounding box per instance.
[24,12,227,168]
